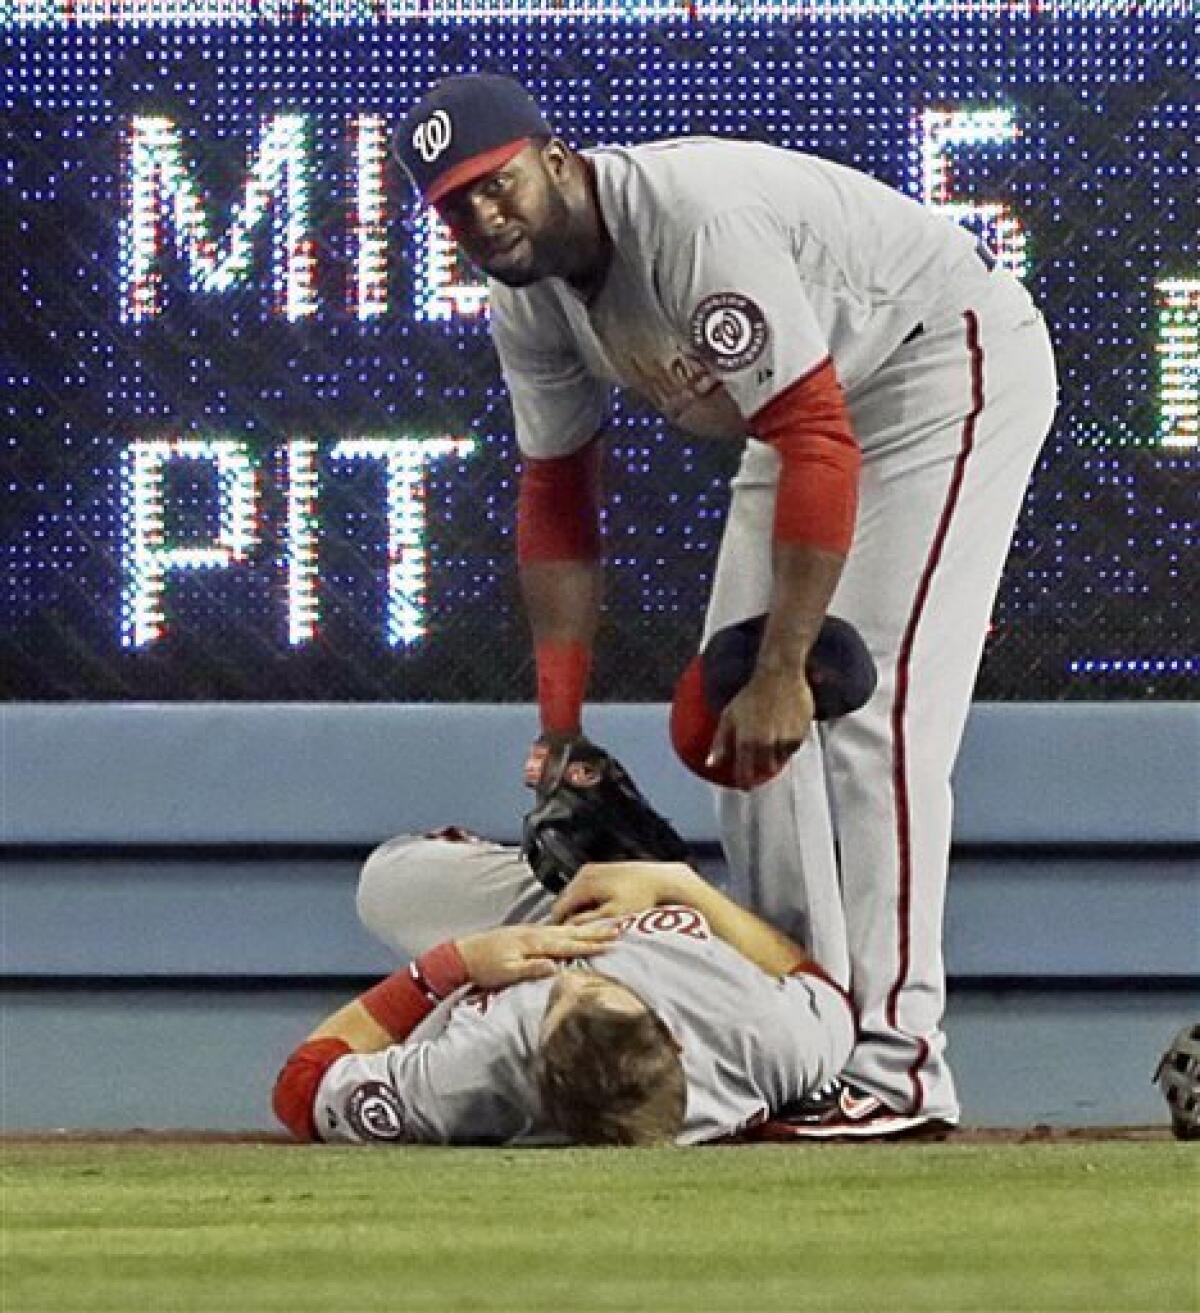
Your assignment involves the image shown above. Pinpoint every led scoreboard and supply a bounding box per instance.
[1,1,1195,701]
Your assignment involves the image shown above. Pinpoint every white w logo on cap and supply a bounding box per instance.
[413,110,453,163]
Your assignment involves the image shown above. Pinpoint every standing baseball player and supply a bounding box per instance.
[393,75,1058,1138]
[274,839,855,1146]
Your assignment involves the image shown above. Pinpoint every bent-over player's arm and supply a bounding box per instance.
[551,861,819,980]
[272,923,617,1141]
[518,437,605,736]
[727,362,857,757]
[662,208,861,784]
[491,284,611,737]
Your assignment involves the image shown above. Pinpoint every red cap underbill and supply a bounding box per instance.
[427,137,533,206]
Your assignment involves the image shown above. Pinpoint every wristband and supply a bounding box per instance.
[411,941,471,1003]
[360,942,469,1039]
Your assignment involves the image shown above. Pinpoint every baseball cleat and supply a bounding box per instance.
[751,1079,957,1142]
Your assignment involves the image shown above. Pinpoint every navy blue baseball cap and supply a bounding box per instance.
[671,614,878,790]
[394,74,553,206]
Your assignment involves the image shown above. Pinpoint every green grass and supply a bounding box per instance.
[1,1141,1195,1313]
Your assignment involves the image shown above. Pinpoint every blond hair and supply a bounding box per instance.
[535,992,686,1145]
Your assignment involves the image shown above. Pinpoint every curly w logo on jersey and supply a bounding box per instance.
[345,1081,410,1142]
[690,293,769,372]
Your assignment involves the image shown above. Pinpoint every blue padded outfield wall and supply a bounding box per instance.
[3,702,1198,1130]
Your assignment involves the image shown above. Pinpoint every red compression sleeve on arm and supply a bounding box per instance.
[517,439,602,734]
[271,944,468,1144]
[272,1037,352,1142]
[359,941,470,1040]
[750,359,862,555]
[536,640,592,735]
[515,439,603,566]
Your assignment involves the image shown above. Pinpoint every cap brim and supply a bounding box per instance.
[426,137,533,206]
[670,656,722,783]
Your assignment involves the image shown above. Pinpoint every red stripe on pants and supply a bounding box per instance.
[886,309,985,1114]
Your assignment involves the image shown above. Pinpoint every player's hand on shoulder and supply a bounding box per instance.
[549,860,697,925]
[455,923,617,990]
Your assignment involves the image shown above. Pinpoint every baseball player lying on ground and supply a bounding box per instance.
[273,838,854,1147]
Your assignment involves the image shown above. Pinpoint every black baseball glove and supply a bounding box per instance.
[521,736,690,894]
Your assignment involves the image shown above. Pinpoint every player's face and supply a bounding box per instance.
[539,970,648,1041]
[435,144,575,288]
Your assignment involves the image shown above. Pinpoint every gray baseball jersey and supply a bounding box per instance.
[314,905,854,1146]
[490,137,987,455]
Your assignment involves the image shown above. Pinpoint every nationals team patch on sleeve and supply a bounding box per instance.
[689,293,769,373]
[345,1081,410,1142]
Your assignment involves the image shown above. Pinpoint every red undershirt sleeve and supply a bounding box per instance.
[271,942,470,1142]
[272,1038,352,1143]
[515,437,603,566]
[516,437,603,734]
[749,358,862,556]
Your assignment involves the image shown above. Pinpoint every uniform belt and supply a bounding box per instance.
[902,239,998,345]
